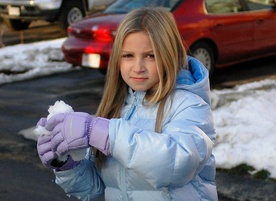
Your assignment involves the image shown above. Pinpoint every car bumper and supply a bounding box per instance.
[62,37,112,69]
[0,0,61,20]
[0,0,62,9]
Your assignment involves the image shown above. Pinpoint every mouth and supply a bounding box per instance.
[131,77,147,82]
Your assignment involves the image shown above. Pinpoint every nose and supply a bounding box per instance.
[132,58,145,72]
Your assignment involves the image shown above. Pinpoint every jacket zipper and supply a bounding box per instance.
[125,92,138,120]
[121,92,138,200]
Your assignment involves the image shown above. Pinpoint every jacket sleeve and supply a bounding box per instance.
[108,92,215,189]
[54,150,105,200]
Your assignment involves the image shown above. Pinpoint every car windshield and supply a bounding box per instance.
[104,0,181,13]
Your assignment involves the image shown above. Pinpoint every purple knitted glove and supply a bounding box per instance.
[89,117,110,155]
[37,132,79,170]
[45,112,110,157]
[37,117,47,127]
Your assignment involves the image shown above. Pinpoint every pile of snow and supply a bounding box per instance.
[211,79,276,178]
[0,38,75,85]
[1,39,275,179]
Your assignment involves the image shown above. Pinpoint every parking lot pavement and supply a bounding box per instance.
[0,159,79,201]
[216,171,276,200]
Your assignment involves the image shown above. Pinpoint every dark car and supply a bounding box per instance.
[62,0,276,77]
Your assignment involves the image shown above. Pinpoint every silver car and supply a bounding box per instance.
[0,0,116,30]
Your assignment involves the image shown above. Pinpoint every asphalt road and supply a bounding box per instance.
[0,68,105,200]
[0,20,276,201]
[0,68,106,201]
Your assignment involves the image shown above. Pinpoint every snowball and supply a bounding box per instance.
[34,100,86,162]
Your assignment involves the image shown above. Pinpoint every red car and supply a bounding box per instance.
[62,0,276,77]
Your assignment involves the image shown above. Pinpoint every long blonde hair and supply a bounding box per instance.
[94,7,187,166]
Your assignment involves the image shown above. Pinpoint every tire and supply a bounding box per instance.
[189,41,215,77]
[58,0,85,30]
[4,18,31,31]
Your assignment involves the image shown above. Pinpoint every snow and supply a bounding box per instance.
[0,38,75,84]
[1,39,276,178]
[211,79,276,178]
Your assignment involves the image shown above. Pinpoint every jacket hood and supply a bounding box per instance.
[176,56,211,105]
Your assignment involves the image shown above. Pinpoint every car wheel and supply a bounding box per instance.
[189,42,215,77]
[58,0,85,30]
[4,18,31,31]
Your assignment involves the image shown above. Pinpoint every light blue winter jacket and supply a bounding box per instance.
[55,57,218,201]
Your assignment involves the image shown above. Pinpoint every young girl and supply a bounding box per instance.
[37,7,218,201]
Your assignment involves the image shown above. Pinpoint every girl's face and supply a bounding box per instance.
[120,31,159,92]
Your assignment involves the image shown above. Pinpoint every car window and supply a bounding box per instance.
[205,0,243,13]
[104,0,181,13]
[245,0,275,10]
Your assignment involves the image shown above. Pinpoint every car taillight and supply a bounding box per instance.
[93,28,114,42]
[91,25,114,41]
[67,25,115,41]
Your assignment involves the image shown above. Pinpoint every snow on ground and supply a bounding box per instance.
[1,39,276,178]
[211,79,276,178]
[0,38,75,84]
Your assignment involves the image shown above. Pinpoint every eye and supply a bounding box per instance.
[122,53,133,58]
[146,54,155,59]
